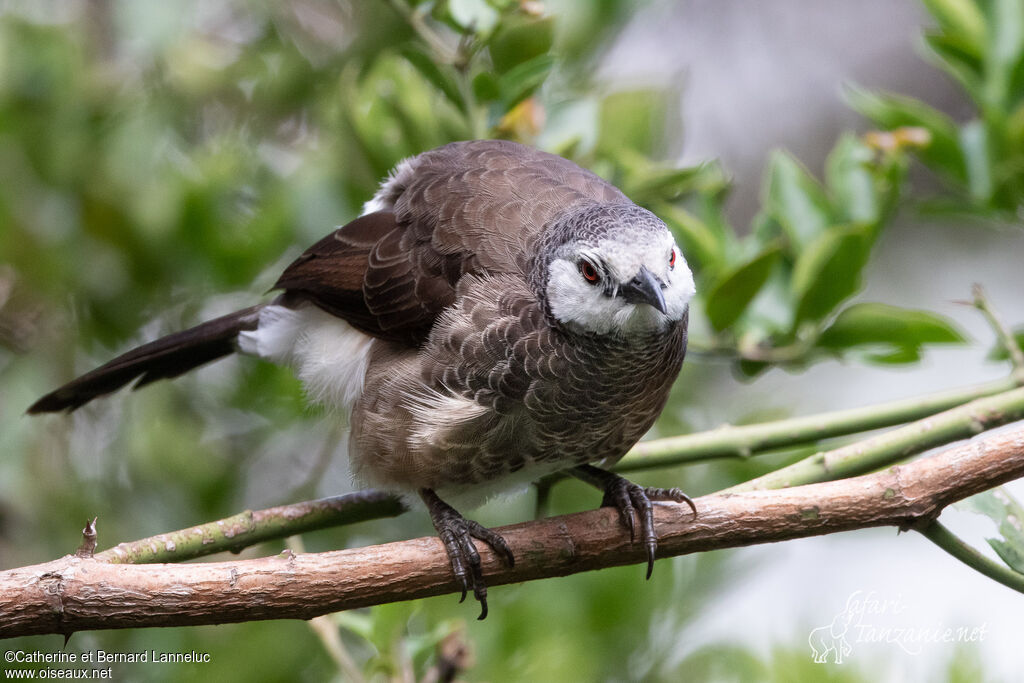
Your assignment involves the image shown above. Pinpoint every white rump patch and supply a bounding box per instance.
[238,305,375,411]
[238,305,304,361]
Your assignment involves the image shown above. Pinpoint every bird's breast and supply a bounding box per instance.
[349,287,687,495]
[523,324,688,465]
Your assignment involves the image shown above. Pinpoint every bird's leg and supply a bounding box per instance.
[570,464,696,579]
[419,489,515,620]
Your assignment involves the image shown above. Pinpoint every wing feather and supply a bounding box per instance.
[274,140,625,347]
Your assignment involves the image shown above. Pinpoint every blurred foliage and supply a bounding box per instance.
[666,131,969,375]
[0,0,1017,681]
[957,487,1024,573]
[987,324,1024,361]
[851,0,1024,217]
[657,0,1024,374]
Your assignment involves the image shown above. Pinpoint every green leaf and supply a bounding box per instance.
[749,210,784,245]
[817,302,967,362]
[705,246,781,332]
[597,89,667,158]
[496,53,554,106]
[984,0,1024,109]
[825,133,880,225]
[488,15,555,73]
[738,265,797,337]
[446,0,499,34]
[921,0,987,48]
[923,32,985,100]
[381,92,436,155]
[845,86,966,183]
[862,346,926,364]
[399,45,467,114]
[791,224,872,325]
[625,161,727,205]
[656,202,725,273]
[764,151,831,252]
[985,325,1024,361]
[958,488,1024,574]
[736,359,771,378]
[960,119,994,202]
[471,70,501,102]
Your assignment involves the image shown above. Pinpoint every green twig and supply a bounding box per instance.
[972,283,1024,370]
[920,521,1024,595]
[385,0,486,138]
[736,336,815,364]
[386,0,458,64]
[723,385,1024,492]
[617,371,1024,472]
[96,490,408,564]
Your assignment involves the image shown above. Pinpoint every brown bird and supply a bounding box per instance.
[30,140,697,618]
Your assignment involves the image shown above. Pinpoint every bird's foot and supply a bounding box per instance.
[420,489,514,620]
[571,465,696,579]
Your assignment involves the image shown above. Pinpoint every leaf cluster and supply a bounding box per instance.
[851,0,1024,215]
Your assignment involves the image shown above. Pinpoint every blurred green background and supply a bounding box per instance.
[2,0,1024,680]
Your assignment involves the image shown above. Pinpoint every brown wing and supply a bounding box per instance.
[275,140,627,346]
[274,211,459,345]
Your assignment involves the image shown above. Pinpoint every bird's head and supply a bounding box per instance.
[537,203,695,336]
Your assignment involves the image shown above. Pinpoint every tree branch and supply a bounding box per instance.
[725,385,1024,492]
[3,425,1024,639]
[617,371,1024,471]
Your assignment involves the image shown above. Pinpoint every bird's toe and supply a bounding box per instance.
[420,489,513,620]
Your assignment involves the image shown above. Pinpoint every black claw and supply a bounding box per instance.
[470,522,516,568]
[572,465,697,581]
[420,489,514,620]
[646,486,698,520]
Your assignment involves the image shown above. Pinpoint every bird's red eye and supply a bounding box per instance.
[669,250,677,269]
[579,260,600,284]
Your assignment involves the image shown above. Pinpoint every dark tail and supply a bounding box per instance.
[28,305,264,414]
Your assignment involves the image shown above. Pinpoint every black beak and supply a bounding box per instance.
[620,265,667,314]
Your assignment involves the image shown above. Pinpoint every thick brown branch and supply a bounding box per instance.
[2,426,1023,638]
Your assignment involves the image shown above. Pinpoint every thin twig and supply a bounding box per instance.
[724,385,1024,492]
[618,371,1024,471]
[96,490,407,564]
[386,0,458,64]
[919,521,1024,594]
[972,283,1024,370]
[75,518,98,559]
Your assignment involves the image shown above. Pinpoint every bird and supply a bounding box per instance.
[29,139,698,619]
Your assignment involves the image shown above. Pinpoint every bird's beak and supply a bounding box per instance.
[620,265,667,314]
